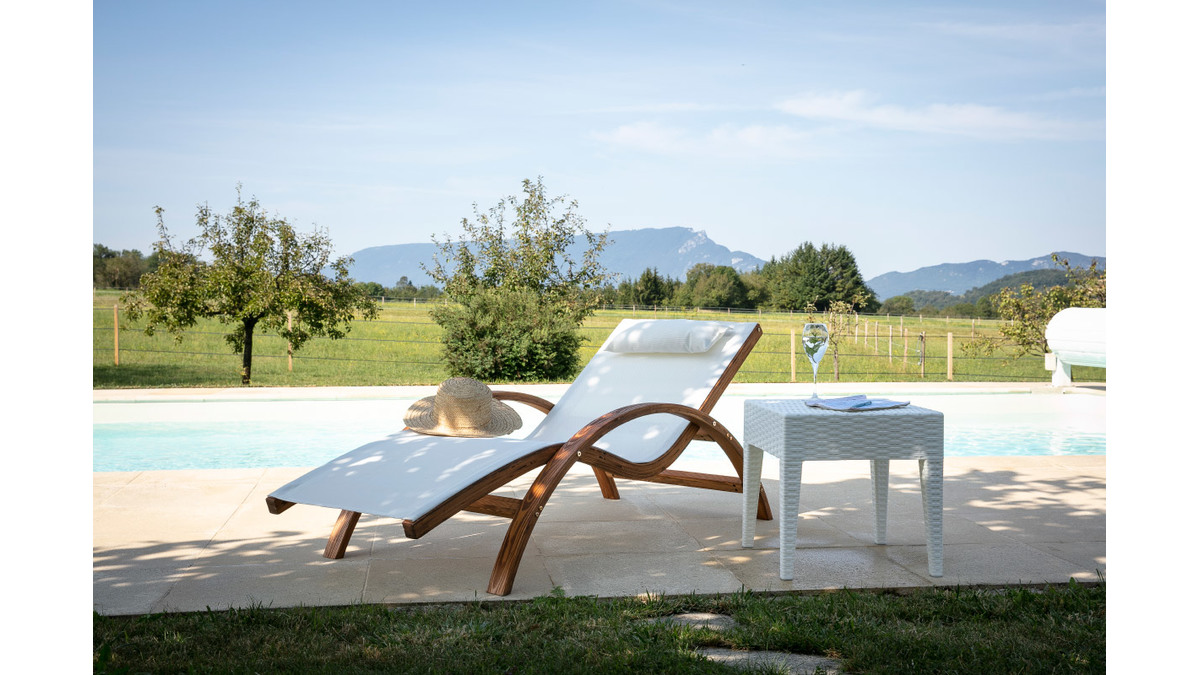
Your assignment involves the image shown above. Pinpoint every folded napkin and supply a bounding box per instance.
[805,394,910,412]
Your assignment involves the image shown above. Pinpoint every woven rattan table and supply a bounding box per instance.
[740,399,944,579]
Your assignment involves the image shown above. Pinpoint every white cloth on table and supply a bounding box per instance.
[804,394,910,412]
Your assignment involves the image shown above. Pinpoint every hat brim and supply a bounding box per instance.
[402,396,524,438]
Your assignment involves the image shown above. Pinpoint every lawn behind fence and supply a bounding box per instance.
[93,290,1104,389]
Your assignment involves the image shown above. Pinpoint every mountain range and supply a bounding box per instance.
[344,226,1103,299]
[345,227,765,288]
[865,252,1106,299]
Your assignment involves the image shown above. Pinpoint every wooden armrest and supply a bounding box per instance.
[491,390,556,415]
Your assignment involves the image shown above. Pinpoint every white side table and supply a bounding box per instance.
[741,399,944,579]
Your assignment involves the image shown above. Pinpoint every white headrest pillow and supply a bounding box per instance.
[603,320,729,354]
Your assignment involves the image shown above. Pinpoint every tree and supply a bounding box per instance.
[740,267,771,308]
[94,244,159,289]
[674,263,751,309]
[423,177,610,381]
[880,295,916,316]
[611,268,679,307]
[761,243,879,312]
[123,186,379,384]
[630,268,678,306]
[964,254,1106,358]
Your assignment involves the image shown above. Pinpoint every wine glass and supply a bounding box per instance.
[801,323,829,399]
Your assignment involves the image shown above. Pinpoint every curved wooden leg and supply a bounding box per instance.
[324,510,361,559]
[592,467,620,499]
[710,432,774,521]
[487,447,579,596]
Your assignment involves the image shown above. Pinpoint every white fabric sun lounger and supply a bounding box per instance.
[266,318,772,595]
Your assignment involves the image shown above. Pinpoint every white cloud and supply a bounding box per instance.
[593,121,814,159]
[776,90,1100,141]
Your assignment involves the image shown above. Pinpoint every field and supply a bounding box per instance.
[92,290,1103,389]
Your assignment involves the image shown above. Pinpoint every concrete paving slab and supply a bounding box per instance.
[155,560,370,614]
[717,546,935,592]
[545,551,747,598]
[363,556,555,603]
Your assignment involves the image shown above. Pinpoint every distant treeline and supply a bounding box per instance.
[96,241,1071,318]
[93,244,160,289]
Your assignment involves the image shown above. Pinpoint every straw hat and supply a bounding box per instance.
[403,377,523,437]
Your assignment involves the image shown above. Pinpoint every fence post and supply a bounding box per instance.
[873,321,878,354]
[919,332,926,378]
[287,311,294,371]
[903,328,908,366]
[946,332,954,381]
[113,304,119,366]
[888,325,893,364]
[790,328,796,383]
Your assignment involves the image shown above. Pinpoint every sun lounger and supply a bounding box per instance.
[266,318,773,596]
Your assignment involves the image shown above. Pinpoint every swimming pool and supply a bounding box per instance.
[92,391,1105,472]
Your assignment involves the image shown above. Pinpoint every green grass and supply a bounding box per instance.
[93,290,1104,389]
[93,582,1105,674]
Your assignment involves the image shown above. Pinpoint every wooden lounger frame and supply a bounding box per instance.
[266,323,773,596]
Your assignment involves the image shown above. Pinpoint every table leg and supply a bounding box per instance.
[870,459,890,545]
[920,457,944,577]
[778,455,803,580]
[741,445,764,548]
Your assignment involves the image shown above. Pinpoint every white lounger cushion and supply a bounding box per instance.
[269,319,756,523]
[602,319,728,353]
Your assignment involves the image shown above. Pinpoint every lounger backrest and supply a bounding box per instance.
[525,319,757,464]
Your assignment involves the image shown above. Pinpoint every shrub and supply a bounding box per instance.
[430,288,582,381]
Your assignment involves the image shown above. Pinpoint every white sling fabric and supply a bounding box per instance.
[268,319,755,523]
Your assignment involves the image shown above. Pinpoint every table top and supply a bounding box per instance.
[746,398,942,419]
[744,398,943,461]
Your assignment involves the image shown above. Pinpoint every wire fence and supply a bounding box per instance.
[93,297,1103,387]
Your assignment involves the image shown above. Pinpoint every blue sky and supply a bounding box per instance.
[90,0,1107,280]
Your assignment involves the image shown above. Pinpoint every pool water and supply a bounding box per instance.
[92,420,402,473]
[92,393,1105,472]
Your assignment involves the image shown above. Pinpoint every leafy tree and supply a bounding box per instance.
[423,177,610,381]
[740,267,771,308]
[674,263,751,309]
[880,295,916,316]
[974,295,998,318]
[356,281,387,297]
[123,186,379,384]
[761,243,879,312]
[964,255,1106,358]
[94,244,159,289]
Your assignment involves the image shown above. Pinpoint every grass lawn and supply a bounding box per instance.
[94,582,1104,674]
[93,291,1103,389]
